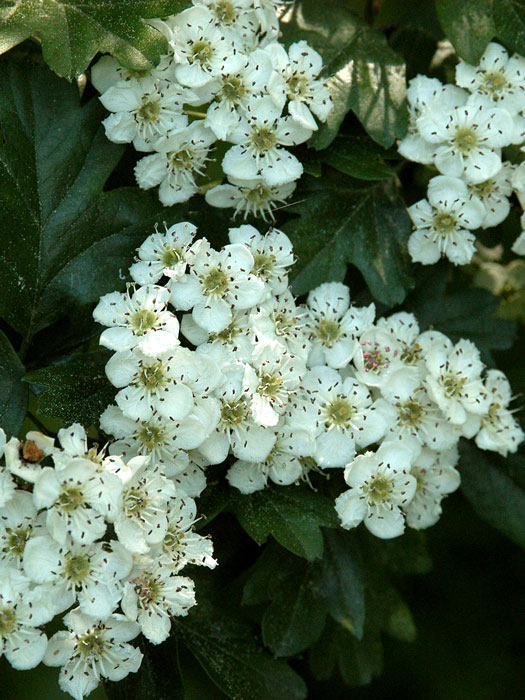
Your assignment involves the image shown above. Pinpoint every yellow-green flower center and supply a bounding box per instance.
[213,0,236,23]
[315,319,341,346]
[252,252,275,278]
[137,99,161,122]
[440,373,466,398]
[287,75,308,98]
[131,308,158,335]
[58,487,85,512]
[202,268,230,296]
[397,399,425,426]
[433,212,457,234]
[0,608,17,636]
[365,476,392,504]
[138,362,165,390]
[77,630,107,658]
[5,527,31,558]
[220,76,245,101]
[325,397,355,428]
[139,423,165,449]
[250,127,277,153]
[257,372,283,398]
[481,71,508,95]
[191,40,214,66]
[221,399,248,426]
[453,126,478,153]
[65,553,91,584]
[162,245,183,267]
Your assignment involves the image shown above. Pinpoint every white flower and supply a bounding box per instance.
[94,284,180,357]
[129,222,198,285]
[170,461,208,497]
[252,290,310,360]
[466,161,514,228]
[205,177,296,220]
[301,282,375,369]
[122,561,195,644]
[456,43,525,121]
[228,224,294,295]
[44,610,142,700]
[162,6,245,88]
[135,121,216,205]
[407,175,485,265]
[0,490,45,565]
[193,0,259,44]
[33,459,123,545]
[0,573,49,670]
[153,494,216,571]
[198,365,276,463]
[512,218,525,256]
[205,48,273,139]
[182,307,255,361]
[100,76,189,151]
[222,96,312,186]
[266,40,332,130]
[335,442,417,539]
[113,459,176,554]
[169,239,265,333]
[418,95,514,183]
[475,369,524,456]
[298,366,389,468]
[398,76,468,164]
[105,346,221,422]
[404,448,460,529]
[425,338,490,424]
[23,536,132,618]
[54,424,107,470]
[243,340,305,426]
[227,421,314,493]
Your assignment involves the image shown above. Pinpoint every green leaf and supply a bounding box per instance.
[242,543,297,606]
[0,1,190,80]
[284,174,413,306]
[280,0,407,148]
[230,484,338,561]
[319,530,365,639]
[435,0,525,64]
[174,604,307,700]
[371,529,432,575]
[306,134,395,181]
[0,329,28,437]
[459,441,525,549]
[23,352,115,427]
[0,56,182,357]
[262,561,327,656]
[405,264,516,363]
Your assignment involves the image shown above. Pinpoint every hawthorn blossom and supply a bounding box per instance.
[205,177,296,220]
[129,222,198,285]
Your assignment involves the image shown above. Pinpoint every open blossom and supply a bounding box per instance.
[0,491,45,565]
[205,177,296,220]
[44,610,142,700]
[407,175,485,265]
[94,285,180,357]
[335,442,417,539]
[129,222,198,285]
[222,96,312,186]
[475,369,524,456]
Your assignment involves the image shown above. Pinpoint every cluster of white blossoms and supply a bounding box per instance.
[398,42,525,265]
[95,220,524,542]
[90,1,332,219]
[0,421,216,699]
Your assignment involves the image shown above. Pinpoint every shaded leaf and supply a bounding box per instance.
[230,484,338,561]
[0,329,28,437]
[280,0,407,148]
[304,134,395,181]
[174,604,307,700]
[319,530,365,639]
[0,0,190,80]
[242,542,296,606]
[0,56,183,358]
[284,174,413,306]
[23,352,115,427]
[459,440,525,549]
[262,561,327,656]
[435,0,525,64]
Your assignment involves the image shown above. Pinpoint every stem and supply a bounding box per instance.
[184,109,208,119]
[198,179,222,193]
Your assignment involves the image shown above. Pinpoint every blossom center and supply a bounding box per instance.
[77,629,107,658]
[58,487,85,512]
[138,362,166,390]
[440,373,466,398]
[125,487,149,515]
[361,344,389,372]
[170,148,194,170]
[246,184,272,205]
[65,553,91,584]
[202,267,230,296]
[137,99,161,123]
[132,576,161,606]
[433,212,457,234]
[139,423,166,449]
[221,399,248,426]
[250,127,277,153]
[400,342,422,365]
[397,399,425,426]
[220,76,245,101]
[364,475,393,504]
[252,252,275,278]
[5,527,30,558]
[287,74,308,98]
[325,397,355,428]
[453,126,479,153]
[257,372,283,398]
[162,245,183,267]
[131,308,158,335]
[315,319,340,346]
[210,321,240,344]
[213,0,236,23]
[481,71,508,95]
[190,40,214,67]
[0,607,17,636]
[273,311,297,337]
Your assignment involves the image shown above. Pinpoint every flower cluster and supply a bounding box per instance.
[398,42,525,265]
[0,423,215,700]
[96,220,524,542]
[91,1,332,219]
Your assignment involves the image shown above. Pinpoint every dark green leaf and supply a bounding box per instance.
[0,56,183,357]
[280,0,407,148]
[315,134,394,181]
[230,484,338,561]
[23,352,115,427]
[174,604,307,700]
[262,561,327,656]
[284,174,413,306]
[242,543,297,606]
[385,596,417,642]
[0,0,190,80]
[0,329,28,437]
[435,0,525,64]
[319,530,365,639]
[405,264,516,363]
[371,529,432,575]
[459,441,525,548]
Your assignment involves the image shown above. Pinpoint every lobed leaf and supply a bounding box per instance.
[0,329,28,437]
